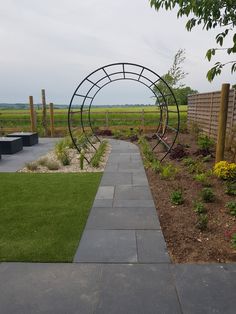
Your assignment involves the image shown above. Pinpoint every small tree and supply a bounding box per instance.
[149,0,236,81]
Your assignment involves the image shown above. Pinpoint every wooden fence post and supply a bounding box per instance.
[105,111,109,128]
[41,89,47,134]
[215,83,230,163]
[49,103,54,137]
[29,96,36,132]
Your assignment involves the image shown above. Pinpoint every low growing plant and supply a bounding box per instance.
[197,135,214,152]
[213,161,236,180]
[196,214,208,231]
[226,201,236,216]
[160,163,179,180]
[46,160,60,170]
[25,161,38,171]
[38,157,49,167]
[91,141,107,168]
[170,190,184,205]
[232,233,236,249]
[194,173,212,187]
[193,201,207,214]
[200,187,215,203]
[150,159,161,174]
[80,151,85,170]
[225,180,236,196]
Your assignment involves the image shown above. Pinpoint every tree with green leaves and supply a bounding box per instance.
[149,0,236,81]
[154,49,197,105]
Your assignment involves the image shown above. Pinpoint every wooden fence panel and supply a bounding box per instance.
[188,89,236,141]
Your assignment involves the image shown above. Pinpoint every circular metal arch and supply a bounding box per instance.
[68,62,180,162]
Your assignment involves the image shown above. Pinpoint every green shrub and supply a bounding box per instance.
[25,161,38,171]
[225,180,236,195]
[232,233,236,249]
[46,160,60,170]
[170,190,184,205]
[55,140,71,166]
[38,157,49,167]
[197,135,214,151]
[213,161,236,180]
[91,141,107,168]
[194,173,212,187]
[150,159,161,173]
[160,163,178,180]
[183,157,204,174]
[200,187,215,202]
[80,151,85,170]
[193,201,207,214]
[196,214,208,231]
[226,201,236,216]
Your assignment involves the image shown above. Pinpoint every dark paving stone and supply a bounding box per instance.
[0,263,101,314]
[115,185,153,200]
[172,264,236,314]
[74,230,137,263]
[113,199,156,208]
[136,230,170,263]
[96,264,181,314]
[95,186,114,199]
[92,199,113,208]
[100,172,132,186]
[86,207,160,230]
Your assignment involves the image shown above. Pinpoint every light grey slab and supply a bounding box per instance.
[100,172,132,186]
[136,230,170,263]
[114,185,153,200]
[104,164,119,172]
[74,230,137,263]
[86,207,160,230]
[96,264,182,314]
[172,264,236,314]
[118,161,143,171]
[0,263,102,314]
[113,199,156,208]
[95,186,114,200]
[92,199,113,208]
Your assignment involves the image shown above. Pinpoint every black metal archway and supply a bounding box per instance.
[68,62,180,162]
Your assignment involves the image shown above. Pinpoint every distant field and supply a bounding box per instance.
[0,105,187,132]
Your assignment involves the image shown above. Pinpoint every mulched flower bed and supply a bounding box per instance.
[144,132,236,263]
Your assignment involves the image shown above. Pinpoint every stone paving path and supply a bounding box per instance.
[0,138,59,172]
[0,139,236,313]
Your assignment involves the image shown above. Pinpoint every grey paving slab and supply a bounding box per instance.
[113,199,156,207]
[86,207,160,230]
[136,230,170,263]
[0,138,59,172]
[104,163,119,172]
[118,161,143,170]
[172,264,236,314]
[74,230,137,263]
[95,264,182,314]
[114,185,153,200]
[92,199,114,207]
[132,172,149,185]
[95,186,114,200]
[0,263,102,314]
[100,172,132,186]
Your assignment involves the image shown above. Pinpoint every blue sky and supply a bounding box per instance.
[0,0,235,105]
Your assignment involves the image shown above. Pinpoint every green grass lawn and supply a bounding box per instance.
[0,173,102,262]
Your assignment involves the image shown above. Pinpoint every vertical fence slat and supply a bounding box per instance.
[29,96,36,132]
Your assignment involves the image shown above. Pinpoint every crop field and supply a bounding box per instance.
[0,105,187,134]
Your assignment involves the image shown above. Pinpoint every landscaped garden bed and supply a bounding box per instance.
[138,130,236,263]
[19,133,111,173]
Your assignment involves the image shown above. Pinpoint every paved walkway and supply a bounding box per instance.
[0,138,59,172]
[0,139,236,313]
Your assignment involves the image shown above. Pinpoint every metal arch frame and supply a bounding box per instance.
[68,62,180,162]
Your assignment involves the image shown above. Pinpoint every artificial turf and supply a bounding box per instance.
[0,172,102,262]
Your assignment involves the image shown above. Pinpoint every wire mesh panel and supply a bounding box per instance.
[68,62,180,161]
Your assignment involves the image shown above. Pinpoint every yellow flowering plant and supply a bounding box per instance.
[213,161,236,180]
